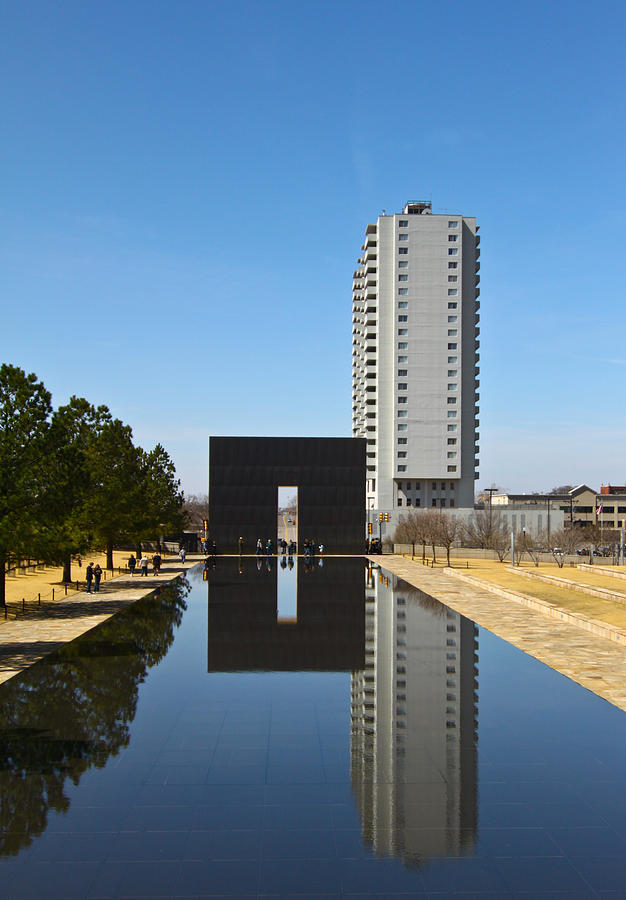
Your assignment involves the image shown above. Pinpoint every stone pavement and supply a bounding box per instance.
[371,555,626,713]
[0,557,202,686]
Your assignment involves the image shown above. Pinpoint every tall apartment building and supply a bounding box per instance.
[352,202,480,520]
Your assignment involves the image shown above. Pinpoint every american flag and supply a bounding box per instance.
[596,505,603,516]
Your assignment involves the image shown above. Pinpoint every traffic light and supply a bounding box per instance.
[379,513,383,523]
[368,523,373,534]
[384,513,389,522]
[203,519,209,532]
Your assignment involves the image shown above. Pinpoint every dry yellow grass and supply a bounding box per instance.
[435,556,626,630]
[2,550,168,607]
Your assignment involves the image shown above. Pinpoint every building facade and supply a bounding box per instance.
[352,202,480,528]
[491,485,597,528]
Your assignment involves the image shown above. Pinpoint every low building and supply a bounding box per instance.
[596,485,626,530]
[491,485,596,527]
[489,504,564,538]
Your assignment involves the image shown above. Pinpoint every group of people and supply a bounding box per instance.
[302,539,324,557]
[126,552,162,578]
[84,562,102,593]
[85,546,192,594]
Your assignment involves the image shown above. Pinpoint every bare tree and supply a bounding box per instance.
[464,508,494,548]
[542,527,583,568]
[394,511,430,562]
[430,511,463,566]
[464,508,510,562]
[491,526,510,563]
[182,494,208,529]
[423,509,440,563]
[550,484,574,494]
[519,530,541,567]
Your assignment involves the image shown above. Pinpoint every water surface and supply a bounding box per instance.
[0,559,624,898]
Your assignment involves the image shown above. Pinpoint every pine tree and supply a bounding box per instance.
[0,365,53,606]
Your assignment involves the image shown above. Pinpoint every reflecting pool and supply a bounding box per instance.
[0,559,624,898]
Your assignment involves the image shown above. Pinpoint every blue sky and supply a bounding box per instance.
[2,0,625,496]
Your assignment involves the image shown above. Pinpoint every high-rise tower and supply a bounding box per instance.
[352,202,480,520]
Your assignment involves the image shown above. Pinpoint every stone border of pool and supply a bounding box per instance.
[0,557,203,686]
[370,555,626,712]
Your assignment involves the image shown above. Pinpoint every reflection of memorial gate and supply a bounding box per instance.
[208,437,366,554]
[206,558,365,671]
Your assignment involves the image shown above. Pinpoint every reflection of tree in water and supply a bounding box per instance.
[0,577,189,856]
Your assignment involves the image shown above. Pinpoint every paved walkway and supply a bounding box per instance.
[0,557,202,686]
[372,555,626,713]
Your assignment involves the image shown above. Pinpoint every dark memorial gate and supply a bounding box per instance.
[208,436,366,554]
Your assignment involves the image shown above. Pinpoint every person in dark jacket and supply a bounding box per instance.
[93,564,102,592]
[85,562,94,593]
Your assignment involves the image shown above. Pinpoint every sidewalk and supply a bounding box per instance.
[0,557,202,686]
[1,549,135,610]
[372,555,626,712]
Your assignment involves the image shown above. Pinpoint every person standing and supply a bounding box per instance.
[179,547,186,564]
[128,554,137,576]
[93,564,102,592]
[152,552,162,575]
[85,562,94,593]
[256,539,263,556]
[140,554,149,576]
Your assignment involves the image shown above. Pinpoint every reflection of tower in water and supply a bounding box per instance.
[351,568,478,866]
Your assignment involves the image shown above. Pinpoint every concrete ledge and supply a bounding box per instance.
[510,566,626,606]
[443,567,626,647]
[578,563,626,580]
